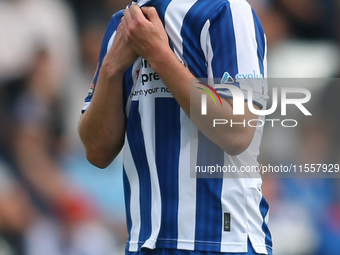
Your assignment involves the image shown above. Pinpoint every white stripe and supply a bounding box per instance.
[229,3,269,250]
[139,83,161,249]
[107,30,116,52]
[177,111,197,250]
[230,1,261,87]
[163,0,198,249]
[126,58,143,117]
[200,20,214,82]
[82,102,90,112]
[264,209,269,227]
[263,35,268,79]
[245,187,268,254]
[164,0,198,66]
[123,140,141,252]
[263,35,268,99]
[220,155,248,252]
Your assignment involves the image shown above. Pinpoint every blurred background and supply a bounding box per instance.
[0,0,340,254]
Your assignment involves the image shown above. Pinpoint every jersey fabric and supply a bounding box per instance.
[82,0,272,254]
[125,240,272,255]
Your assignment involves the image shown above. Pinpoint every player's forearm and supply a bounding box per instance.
[78,67,126,168]
[149,50,256,155]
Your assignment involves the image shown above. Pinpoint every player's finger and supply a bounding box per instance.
[117,23,124,35]
[120,17,127,32]
[141,7,162,25]
[118,22,122,31]
[123,8,133,24]
[119,18,129,41]
[121,16,126,28]
[129,4,145,21]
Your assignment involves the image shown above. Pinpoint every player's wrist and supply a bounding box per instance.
[100,60,126,79]
[148,46,178,72]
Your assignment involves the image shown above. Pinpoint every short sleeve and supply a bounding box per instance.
[82,10,124,113]
[204,0,268,108]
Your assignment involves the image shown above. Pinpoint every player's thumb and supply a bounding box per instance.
[141,7,162,25]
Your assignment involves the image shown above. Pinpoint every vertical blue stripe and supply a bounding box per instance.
[155,98,181,246]
[259,197,273,249]
[123,168,132,251]
[209,2,239,81]
[252,9,265,76]
[181,0,222,78]
[195,131,224,252]
[180,1,225,251]
[126,101,152,249]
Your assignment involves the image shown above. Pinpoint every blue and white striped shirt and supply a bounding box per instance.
[83,0,272,253]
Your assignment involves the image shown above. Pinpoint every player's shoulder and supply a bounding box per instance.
[183,0,252,21]
[101,9,125,44]
[213,0,253,13]
[194,0,251,9]
[224,0,253,10]
[109,9,125,28]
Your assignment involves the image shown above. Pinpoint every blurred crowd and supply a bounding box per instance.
[0,0,340,255]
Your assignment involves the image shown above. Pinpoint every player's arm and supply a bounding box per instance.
[78,24,138,168]
[121,6,258,155]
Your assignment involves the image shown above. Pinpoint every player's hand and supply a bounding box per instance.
[121,5,171,65]
[101,23,138,75]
